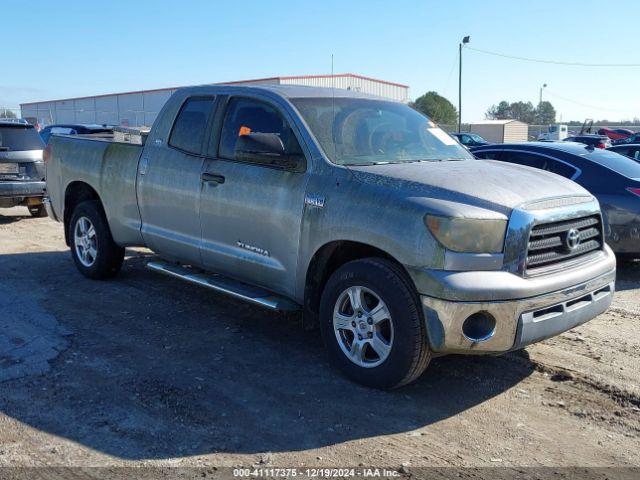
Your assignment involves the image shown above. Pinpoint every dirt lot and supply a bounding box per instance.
[1,207,639,473]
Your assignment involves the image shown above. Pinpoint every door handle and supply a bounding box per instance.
[201,172,225,184]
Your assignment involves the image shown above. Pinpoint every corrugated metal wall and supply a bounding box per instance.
[21,75,409,127]
[280,75,408,102]
[21,89,178,127]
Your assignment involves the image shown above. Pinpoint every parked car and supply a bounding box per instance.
[472,142,640,258]
[564,135,612,149]
[608,144,640,162]
[450,132,489,147]
[0,121,47,216]
[44,85,615,389]
[39,124,113,144]
[598,128,634,141]
[0,118,30,125]
[613,132,640,146]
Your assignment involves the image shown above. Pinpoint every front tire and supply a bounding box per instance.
[69,201,124,279]
[319,258,431,390]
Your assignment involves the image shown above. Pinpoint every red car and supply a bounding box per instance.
[598,127,635,141]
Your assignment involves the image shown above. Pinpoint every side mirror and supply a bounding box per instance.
[235,132,305,172]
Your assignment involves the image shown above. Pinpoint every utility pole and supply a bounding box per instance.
[539,83,547,105]
[458,36,470,133]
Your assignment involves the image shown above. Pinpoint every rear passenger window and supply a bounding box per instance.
[169,97,215,155]
[474,150,501,160]
[219,97,301,161]
[501,152,577,179]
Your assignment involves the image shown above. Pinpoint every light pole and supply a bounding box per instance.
[458,36,470,133]
[539,83,547,105]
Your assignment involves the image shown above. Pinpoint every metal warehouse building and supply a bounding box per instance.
[20,73,409,128]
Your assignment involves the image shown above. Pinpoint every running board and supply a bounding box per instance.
[146,261,300,312]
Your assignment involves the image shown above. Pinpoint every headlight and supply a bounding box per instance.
[425,215,507,253]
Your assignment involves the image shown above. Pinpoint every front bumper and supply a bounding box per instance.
[418,251,616,354]
[0,180,46,198]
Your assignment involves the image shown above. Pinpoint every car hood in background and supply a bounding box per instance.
[348,159,592,215]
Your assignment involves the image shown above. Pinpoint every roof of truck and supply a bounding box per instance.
[177,83,398,102]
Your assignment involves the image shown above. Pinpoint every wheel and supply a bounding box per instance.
[319,258,431,390]
[28,204,47,217]
[69,200,125,279]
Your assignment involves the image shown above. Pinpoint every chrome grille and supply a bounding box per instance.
[526,215,603,273]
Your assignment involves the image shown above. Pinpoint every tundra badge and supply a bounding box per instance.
[304,194,325,208]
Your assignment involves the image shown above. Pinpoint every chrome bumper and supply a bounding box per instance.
[421,268,615,354]
[0,180,45,198]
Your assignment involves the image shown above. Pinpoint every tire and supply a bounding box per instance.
[28,204,47,217]
[319,257,431,390]
[69,200,125,280]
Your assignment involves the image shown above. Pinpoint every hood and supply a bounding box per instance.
[348,159,592,216]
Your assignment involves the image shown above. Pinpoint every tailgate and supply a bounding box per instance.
[0,149,44,181]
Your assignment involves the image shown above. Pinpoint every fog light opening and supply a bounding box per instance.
[462,312,496,343]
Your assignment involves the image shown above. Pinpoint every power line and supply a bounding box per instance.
[544,89,637,115]
[467,46,640,67]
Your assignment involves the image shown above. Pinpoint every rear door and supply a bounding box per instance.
[137,96,216,265]
[198,95,309,297]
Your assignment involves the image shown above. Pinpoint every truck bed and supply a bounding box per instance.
[46,134,145,246]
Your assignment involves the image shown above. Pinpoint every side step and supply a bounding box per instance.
[147,261,300,312]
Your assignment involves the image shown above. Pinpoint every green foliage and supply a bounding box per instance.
[0,109,17,119]
[486,100,556,124]
[535,101,556,124]
[410,91,458,125]
[485,101,511,120]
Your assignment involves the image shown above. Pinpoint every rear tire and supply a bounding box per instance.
[319,257,431,390]
[28,204,47,217]
[69,200,124,280]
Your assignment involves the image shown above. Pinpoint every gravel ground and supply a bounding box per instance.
[0,206,639,474]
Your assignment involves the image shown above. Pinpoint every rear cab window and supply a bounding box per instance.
[169,97,216,155]
[0,125,44,151]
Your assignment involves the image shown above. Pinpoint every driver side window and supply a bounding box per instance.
[218,97,301,161]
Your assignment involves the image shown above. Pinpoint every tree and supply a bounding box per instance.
[485,101,511,120]
[486,100,556,124]
[0,109,17,119]
[509,101,536,124]
[410,91,458,124]
[535,101,556,124]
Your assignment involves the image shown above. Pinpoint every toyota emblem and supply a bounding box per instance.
[565,228,581,251]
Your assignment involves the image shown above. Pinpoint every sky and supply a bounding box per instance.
[2,0,639,122]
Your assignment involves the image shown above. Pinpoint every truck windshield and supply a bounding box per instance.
[291,97,473,166]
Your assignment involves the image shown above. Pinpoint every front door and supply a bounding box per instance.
[199,96,309,297]
[137,96,216,265]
